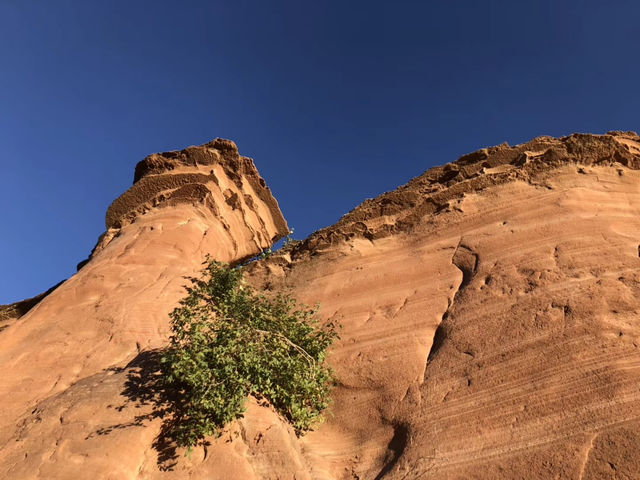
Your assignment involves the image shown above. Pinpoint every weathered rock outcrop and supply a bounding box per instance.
[96,137,287,263]
[0,139,288,479]
[1,132,640,479]
[292,131,640,253]
[250,131,640,479]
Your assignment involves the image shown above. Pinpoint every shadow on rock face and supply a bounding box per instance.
[92,350,195,471]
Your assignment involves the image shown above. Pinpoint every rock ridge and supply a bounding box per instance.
[97,138,288,262]
[106,138,287,234]
[291,131,640,258]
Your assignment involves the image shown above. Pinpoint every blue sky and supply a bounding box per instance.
[1,0,638,303]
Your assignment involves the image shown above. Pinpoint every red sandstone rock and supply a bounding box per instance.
[1,132,640,479]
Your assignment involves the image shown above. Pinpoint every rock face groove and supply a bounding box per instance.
[2,131,640,479]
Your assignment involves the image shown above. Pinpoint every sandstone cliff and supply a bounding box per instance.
[1,132,640,479]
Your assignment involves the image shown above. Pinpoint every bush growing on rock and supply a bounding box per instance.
[160,257,338,448]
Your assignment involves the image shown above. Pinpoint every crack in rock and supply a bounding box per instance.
[427,240,478,365]
[374,424,409,480]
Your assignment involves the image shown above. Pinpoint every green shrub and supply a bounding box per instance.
[160,257,338,448]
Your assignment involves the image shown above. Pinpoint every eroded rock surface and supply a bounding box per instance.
[0,139,288,479]
[2,132,640,479]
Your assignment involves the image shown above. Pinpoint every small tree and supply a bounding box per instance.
[160,258,338,448]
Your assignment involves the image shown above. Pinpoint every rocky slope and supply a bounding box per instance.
[1,132,640,479]
[0,139,289,479]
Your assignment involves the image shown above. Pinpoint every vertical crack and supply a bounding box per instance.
[374,424,409,480]
[426,239,478,365]
[577,433,597,480]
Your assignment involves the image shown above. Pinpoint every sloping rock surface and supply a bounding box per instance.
[0,139,289,479]
[1,132,640,479]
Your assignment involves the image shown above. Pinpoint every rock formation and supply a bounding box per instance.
[1,132,640,479]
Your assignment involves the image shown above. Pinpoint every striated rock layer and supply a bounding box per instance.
[2,132,640,479]
[249,131,640,479]
[0,139,289,479]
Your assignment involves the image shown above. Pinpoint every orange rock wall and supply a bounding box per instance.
[1,133,640,479]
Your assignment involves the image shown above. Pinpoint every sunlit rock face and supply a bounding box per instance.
[1,132,640,479]
[0,139,289,479]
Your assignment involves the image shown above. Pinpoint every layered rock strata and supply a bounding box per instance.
[0,139,288,478]
[2,132,640,479]
[251,131,640,479]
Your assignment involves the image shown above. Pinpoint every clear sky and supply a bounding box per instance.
[1,0,638,303]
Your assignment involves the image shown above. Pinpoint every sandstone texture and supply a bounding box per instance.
[2,132,640,479]
[0,139,288,478]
